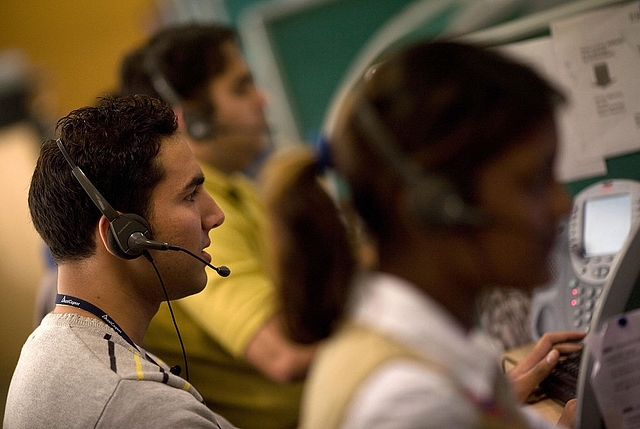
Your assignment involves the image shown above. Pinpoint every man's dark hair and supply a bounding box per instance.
[119,23,238,111]
[28,94,178,262]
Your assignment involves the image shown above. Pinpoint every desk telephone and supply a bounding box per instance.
[531,179,640,339]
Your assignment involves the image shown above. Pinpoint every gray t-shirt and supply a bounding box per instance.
[4,313,236,429]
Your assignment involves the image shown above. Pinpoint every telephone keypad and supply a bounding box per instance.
[569,280,603,331]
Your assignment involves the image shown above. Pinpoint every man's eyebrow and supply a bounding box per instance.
[183,174,205,192]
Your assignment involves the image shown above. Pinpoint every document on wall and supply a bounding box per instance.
[587,307,640,428]
[496,37,607,183]
[551,1,640,160]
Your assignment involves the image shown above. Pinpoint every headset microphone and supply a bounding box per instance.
[129,233,231,277]
[56,139,230,277]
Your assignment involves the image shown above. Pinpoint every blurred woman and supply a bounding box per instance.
[262,40,585,428]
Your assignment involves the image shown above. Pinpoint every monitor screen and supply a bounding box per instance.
[583,193,632,257]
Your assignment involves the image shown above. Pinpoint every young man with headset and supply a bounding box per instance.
[4,94,236,428]
[119,24,316,429]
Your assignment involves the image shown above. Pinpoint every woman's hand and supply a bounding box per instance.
[557,398,577,428]
[507,330,586,403]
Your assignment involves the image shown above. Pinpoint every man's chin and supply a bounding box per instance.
[195,277,208,294]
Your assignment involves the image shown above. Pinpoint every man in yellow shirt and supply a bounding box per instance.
[119,24,316,429]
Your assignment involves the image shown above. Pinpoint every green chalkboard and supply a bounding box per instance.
[258,0,417,140]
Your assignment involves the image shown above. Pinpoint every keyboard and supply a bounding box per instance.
[539,350,582,404]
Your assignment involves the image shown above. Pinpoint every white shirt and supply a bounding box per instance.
[338,272,559,429]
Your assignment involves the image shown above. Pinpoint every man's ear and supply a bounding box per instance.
[97,215,115,256]
[169,106,186,130]
[172,106,182,121]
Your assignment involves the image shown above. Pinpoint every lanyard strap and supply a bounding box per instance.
[55,293,140,353]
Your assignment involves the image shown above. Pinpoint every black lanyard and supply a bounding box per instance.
[55,293,142,354]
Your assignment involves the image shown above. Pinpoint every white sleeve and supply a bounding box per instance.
[521,407,562,429]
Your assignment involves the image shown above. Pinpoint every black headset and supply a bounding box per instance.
[145,55,215,142]
[353,99,488,228]
[56,139,160,259]
[55,138,230,276]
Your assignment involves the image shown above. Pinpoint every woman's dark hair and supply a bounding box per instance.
[262,149,355,344]
[344,41,565,244]
[28,94,177,262]
[263,40,565,343]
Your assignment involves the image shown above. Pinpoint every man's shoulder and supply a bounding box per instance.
[6,315,222,428]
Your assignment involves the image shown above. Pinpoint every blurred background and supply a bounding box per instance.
[0,0,615,420]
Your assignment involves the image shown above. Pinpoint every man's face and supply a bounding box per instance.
[147,135,225,299]
[204,41,269,172]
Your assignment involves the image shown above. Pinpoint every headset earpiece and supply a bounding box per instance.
[182,108,215,141]
[106,213,152,260]
[405,174,487,228]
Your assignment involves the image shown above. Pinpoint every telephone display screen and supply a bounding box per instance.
[583,193,632,257]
